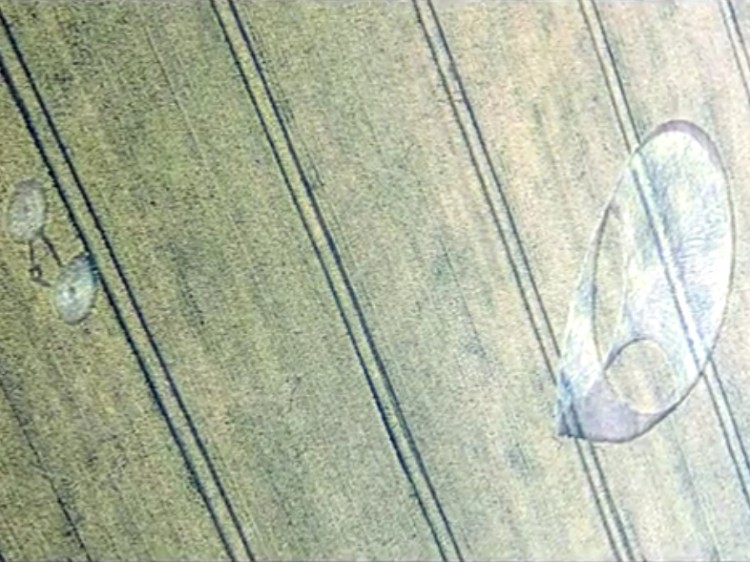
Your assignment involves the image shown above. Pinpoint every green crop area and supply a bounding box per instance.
[2,1,750,560]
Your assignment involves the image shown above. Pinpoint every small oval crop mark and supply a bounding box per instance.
[53,254,98,324]
[4,177,62,286]
[6,177,46,243]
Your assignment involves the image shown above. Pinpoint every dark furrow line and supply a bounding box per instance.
[226,4,468,558]
[422,0,563,359]
[704,376,750,509]
[586,2,638,148]
[0,15,238,562]
[0,373,93,562]
[725,0,750,69]
[577,0,633,152]
[720,1,750,105]
[411,0,554,383]
[206,2,450,560]
[585,0,750,514]
[411,1,632,560]
[716,0,750,481]
[713,358,750,486]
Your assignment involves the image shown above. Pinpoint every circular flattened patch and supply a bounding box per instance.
[53,254,98,324]
[6,178,46,242]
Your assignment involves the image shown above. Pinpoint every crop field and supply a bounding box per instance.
[2,1,750,560]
